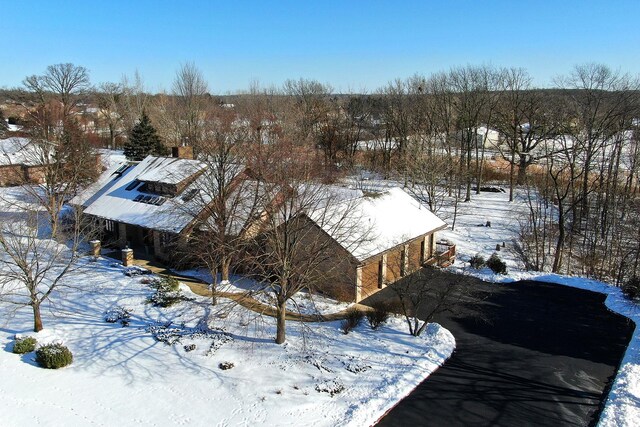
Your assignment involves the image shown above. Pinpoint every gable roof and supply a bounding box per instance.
[309,187,447,262]
[73,156,216,233]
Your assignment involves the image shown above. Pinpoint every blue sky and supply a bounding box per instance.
[2,0,639,93]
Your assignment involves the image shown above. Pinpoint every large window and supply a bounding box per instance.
[105,219,116,233]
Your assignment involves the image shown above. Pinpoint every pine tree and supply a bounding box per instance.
[123,112,168,161]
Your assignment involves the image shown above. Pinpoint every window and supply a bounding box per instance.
[133,194,166,206]
[378,259,384,289]
[125,180,141,191]
[111,164,130,179]
[105,219,116,233]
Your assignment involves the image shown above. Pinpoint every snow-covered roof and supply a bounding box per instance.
[0,137,49,166]
[74,156,217,233]
[310,187,447,262]
[135,157,207,185]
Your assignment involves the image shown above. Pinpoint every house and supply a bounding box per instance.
[72,150,261,262]
[301,187,451,302]
[74,151,453,303]
[0,137,49,186]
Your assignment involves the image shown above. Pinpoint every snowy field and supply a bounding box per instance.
[0,187,454,427]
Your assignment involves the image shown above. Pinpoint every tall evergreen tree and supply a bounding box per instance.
[123,111,168,160]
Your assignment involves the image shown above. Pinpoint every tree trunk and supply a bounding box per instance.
[516,156,528,185]
[509,147,516,202]
[32,303,43,332]
[275,298,287,344]
[221,257,231,282]
[210,267,218,306]
[552,209,565,273]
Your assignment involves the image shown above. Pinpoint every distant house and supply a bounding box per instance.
[0,137,49,186]
[74,151,453,302]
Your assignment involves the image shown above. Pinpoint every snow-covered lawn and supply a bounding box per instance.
[0,256,454,426]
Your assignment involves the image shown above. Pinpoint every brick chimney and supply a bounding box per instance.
[172,145,194,159]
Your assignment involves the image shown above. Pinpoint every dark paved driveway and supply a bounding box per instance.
[366,270,634,427]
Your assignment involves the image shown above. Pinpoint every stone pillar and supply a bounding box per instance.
[122,248,134,267]
[89,240,101,257]
[380,254,388,288]
[355,266,363,302]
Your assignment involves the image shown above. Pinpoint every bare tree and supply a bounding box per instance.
[180,106,266,305]
[383,266,480,337]
[23,63,90,119]
[248,146,370,344]
[493,68,558,200]
[172,62,210,153]
[0,206,94,332]
[95,82,125,148]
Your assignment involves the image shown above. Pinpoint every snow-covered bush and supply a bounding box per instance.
[147,276,184,307]
[340,308,363,334]
[36,343,73,369]
[622,276,639,300]
[12,336,37,354]
[218,361,234,370]
[486,253,507,275]
[104,306,132,326]
[469,254,486,269]
[123,266,152,277]
[315,379,345,397]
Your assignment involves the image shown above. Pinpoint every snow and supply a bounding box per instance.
[0,185,455,427]
[0,137,46,166]
[0,257,454,427]
[311,187,447,261]
[134,156,207,185]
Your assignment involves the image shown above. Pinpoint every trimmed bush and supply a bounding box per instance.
[35,343,73,369]
[469,254,486,269]
[622,276,640,300]
[147,275,184,307]
[340,308,364,334]
[366,302,391,330]
[487,253,507,275]
[13,337,37,354]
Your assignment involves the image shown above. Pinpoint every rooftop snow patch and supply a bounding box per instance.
[311,187,447,262]
[0,137,48,166]
[135,156,206,185]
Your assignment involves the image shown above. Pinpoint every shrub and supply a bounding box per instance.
[469,254,486,269]
[219,361,234,370]
[104,306,132,326]
[147,275,184,307]
[622,276,640,300]
[340,308,364,334]
[487,253,507,275]
[366,302,390,330]
[35,343,73,369]
[13,337,37,354]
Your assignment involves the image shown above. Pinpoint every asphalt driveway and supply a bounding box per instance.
[367,270,634,426]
